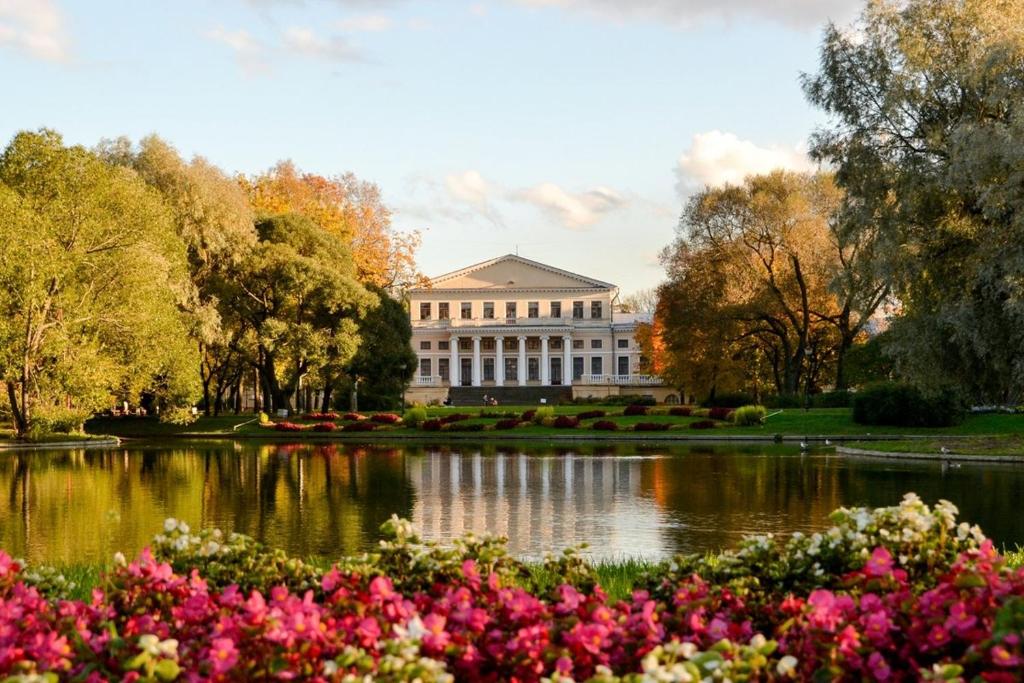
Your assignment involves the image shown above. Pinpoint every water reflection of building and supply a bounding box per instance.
[407,450,667,558]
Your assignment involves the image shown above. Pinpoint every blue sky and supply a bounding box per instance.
[0,0,858,293]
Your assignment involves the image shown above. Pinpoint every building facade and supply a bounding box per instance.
[406,255,676,404]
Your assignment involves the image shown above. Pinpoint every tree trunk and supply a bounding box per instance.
[321,385,334,412]
[7,381,27,437]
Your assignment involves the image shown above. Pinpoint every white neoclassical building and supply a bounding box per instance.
[405,254,675,405]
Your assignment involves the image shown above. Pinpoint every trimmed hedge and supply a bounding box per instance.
[633,422,670,432]
[707,407,734,421]
[852,382,962,427]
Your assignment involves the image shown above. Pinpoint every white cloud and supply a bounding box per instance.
[446,170,492,208]
[516,183,627,229]
[675,130,813,194]
[514,0,859,31]
[0,0,69,62]
[282,26,362,61]
[205,27,270,75]
[336,13,393,32]
[444,170,504,224]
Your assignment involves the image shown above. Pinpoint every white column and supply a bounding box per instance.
[472,336,482,387]
[563,335,572,386]
[449,335,459,386]
[495,336,505,387]
[517,336,527,385]
[540,335,550,386]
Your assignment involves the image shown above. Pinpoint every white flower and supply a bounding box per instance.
[777,655,798,676]
[139,634,161,655]
[406,616,427,640]
[323,660,338,675]
[173,536,190,551]
[163,518,178,533]
[113,551,126,566]
[749,634,767,649]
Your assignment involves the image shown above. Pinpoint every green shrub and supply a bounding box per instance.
[852,382,962,427]
[532,406,555,423]
[29,406,91,435]
[159,406,198,426]
[812,390,853,408]
[402,405,428,427]
[731,405,767,426]
[762,394,802,409]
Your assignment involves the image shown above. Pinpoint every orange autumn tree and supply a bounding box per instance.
[240,161,421,291]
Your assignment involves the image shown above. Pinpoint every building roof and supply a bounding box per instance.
[410,254,617,292]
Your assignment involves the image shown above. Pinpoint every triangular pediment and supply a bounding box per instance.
[421,255,615,291]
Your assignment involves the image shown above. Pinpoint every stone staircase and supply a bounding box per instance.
[446,386,572,407]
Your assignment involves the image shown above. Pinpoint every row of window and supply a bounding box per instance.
[420,338,629,351]
[419,300,603,320]
[419,355,631,381]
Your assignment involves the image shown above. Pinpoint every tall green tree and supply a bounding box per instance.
[225,213,375,412]
[98,135,258,414]
[803,0,1024,401]
[0,130,198,435]
[339,287,417,411]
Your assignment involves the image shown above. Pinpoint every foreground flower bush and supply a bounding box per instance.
[3,494,1023,681]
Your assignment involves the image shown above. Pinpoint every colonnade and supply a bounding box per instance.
[449,334,572,387]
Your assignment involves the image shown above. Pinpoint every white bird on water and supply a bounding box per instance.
[940,446,950,455]
[824,439,832,446]
[800,440,809,451]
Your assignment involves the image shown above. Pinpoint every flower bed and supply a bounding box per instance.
[553,415,579,429]
[272,421,305,432]
[494,419,522,430]
[341,412,366,422]
[2,495,1021,682]
[311,422,337,432]
[689,419,717,430]
[303,411,340,421]
[342,421,376,432]
[577,410,607,420]
[592,419,619,431]
[370,413,402,424]
[623,404,648,416]
[669,406,692,417]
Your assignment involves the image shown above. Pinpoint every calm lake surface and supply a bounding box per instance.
[1,440,1022,565]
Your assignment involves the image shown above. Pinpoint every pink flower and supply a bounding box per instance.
[867,651,891,680]
[865,547,894,577]
[991,645,1023,668]
[208,637,238,674]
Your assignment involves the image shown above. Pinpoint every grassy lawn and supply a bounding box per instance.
[0,428,117,446]
[82,407,1024,440]
[846,436,1024,457]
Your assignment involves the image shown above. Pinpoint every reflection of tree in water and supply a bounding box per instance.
[1,442,1023,564]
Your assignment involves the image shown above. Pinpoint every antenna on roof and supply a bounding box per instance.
[515,244,519,256]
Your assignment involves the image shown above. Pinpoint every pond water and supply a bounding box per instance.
[1,440,1022,565]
